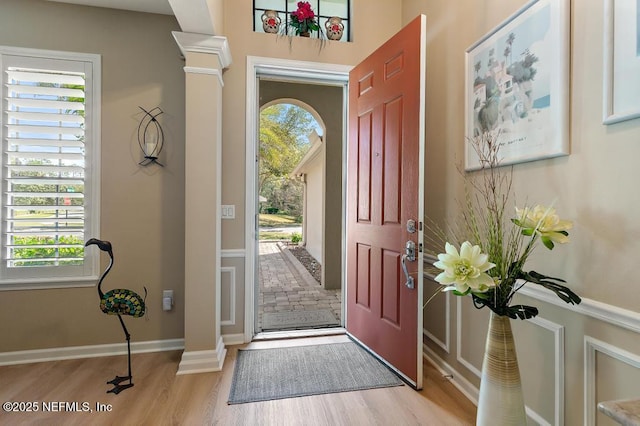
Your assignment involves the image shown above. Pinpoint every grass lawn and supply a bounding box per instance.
[259,231,294,240]
[259,213,300,227]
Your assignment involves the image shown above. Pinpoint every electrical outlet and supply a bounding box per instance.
[162,290,174,311]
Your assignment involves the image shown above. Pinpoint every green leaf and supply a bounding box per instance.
[521,270,581,306]
[452,288,471,297]
[541,236,554,250]
[521,228,534,236]
[471,293,539,319]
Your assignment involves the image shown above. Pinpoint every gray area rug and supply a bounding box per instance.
[228,342,403,404]
[262,309,339,331]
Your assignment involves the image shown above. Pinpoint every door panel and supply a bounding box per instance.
[346,15,425,388]
[357,113,372,223]
[381,250,401,325]
[356,243,371,308]
[383,97,402,225]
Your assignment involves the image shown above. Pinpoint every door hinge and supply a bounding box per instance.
[419,243,423,253]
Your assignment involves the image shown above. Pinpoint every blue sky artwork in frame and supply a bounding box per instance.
[465,0,570,170]
[470,5,550,139]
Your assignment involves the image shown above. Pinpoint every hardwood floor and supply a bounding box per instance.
[0,336,476,425]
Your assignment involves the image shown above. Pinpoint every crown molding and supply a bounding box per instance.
[172,31,232,69]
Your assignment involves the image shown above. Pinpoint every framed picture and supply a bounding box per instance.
[603,0,640,124]
[464,0,570,170]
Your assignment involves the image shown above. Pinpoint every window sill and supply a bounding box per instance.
[0,276,98,291]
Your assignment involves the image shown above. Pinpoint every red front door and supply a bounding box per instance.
[346,15,425,388]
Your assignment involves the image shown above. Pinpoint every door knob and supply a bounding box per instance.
[401,239,416,289]
[405,240,416,262]
[401,253,415,289]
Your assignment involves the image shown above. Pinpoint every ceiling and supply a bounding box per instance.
[47,0,174,15]
[46,0,222,35]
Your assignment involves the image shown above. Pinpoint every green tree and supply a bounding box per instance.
[258,104,317,203]
[474,60,481,78]
[507,50,539,83]
[261,177,304,216]
[505,32,516,65]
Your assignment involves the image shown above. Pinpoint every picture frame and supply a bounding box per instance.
[603,0,640,124]
[464,0,570,171]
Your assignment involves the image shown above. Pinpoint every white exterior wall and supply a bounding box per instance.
[303,150,324,264]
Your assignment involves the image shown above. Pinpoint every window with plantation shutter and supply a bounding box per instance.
[0,47,100,289]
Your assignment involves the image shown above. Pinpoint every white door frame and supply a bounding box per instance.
[244,56,352,341]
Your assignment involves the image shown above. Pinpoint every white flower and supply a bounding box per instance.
[514,205,572,247]
[433,241,496,294]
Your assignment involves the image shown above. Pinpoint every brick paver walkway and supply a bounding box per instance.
[258,242,342,330]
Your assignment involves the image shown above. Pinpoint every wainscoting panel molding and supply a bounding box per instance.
[221,248,246,258]
[519,286,640,333]
[423,291,450,353]
[221,266,236,326]
[456,297,482,378]
[584,337,640,426]
[527,316,565,426]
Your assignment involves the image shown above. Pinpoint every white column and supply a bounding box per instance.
[172,32,232,374]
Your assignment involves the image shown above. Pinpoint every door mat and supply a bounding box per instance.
[261,309,339,331]
[228,342,403,404]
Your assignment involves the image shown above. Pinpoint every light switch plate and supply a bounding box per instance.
[221,205,235,219]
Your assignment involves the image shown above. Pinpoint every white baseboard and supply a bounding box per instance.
[222,333,246,346]
[0,333,243,368]
[176,336,227,375]
[423,343,479,406]
[0,338,185,366]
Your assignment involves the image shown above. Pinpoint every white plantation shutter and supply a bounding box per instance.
[0,47,100,288]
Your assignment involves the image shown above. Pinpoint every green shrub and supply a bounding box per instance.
[12,235,84,266]
[290,232,302,244]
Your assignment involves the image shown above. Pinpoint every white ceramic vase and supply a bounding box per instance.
[325,17,344,41]
[476,312,527,426]
[261,10,281,34]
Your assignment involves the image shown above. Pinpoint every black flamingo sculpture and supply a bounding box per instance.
[85,238,147,394]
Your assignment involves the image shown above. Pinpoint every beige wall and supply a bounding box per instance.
[0,0,185,352]
[219,0,404,329]
[220,0,403,250]
[408,0,640,423]
[0,0,404,353]
[6,2,635,421]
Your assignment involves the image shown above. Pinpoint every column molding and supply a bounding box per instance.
[183,66,224,87]
[172,31,232,69]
